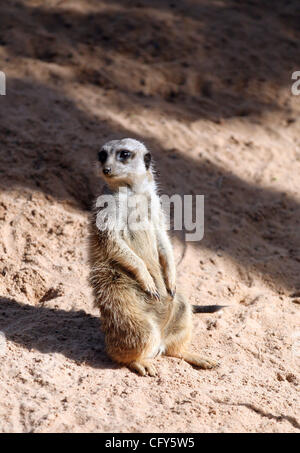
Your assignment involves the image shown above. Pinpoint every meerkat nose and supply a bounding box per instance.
[103,167,111,175]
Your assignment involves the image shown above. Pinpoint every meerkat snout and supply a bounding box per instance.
[103,167,111,176]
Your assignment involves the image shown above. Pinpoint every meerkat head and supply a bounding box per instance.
[97,138,153,189]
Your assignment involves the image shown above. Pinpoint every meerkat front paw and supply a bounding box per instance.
[165,273,176,299]
[145,284,160,301]
[139,269,160,300]
[167,285,176,299]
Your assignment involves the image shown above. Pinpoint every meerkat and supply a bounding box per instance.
[89,138,223,376]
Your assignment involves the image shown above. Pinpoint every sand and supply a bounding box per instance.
[0,0,299,432]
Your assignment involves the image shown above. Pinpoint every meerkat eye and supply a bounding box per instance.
[98,150,108,164]
[144,152,151,170]
[118,150,131,161]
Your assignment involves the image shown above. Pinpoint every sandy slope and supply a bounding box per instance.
[0,0,299,432]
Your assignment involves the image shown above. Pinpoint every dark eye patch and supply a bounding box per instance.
[117,150,132,162]
[144,152,151,170]
[98,150,108,164]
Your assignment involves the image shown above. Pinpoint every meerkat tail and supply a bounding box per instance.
[192,305,227,313]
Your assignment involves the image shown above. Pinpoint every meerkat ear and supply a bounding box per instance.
[144,152,151,170]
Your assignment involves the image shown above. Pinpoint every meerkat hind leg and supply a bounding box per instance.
[129,359,157,376]
[164,295,219,370]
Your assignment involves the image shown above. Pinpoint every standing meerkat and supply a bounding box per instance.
[89,138,222,376]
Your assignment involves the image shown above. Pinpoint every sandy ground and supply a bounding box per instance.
[0,0,299,433]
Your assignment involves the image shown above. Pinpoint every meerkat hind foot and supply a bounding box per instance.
[180,352,219,369]
[129,360,157,377]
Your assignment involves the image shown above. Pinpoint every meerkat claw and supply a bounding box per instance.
[153,290,160,301]
[145,290,160,300]
[168,287,176,299]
